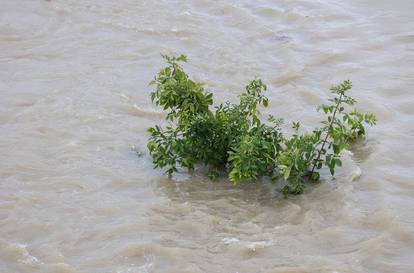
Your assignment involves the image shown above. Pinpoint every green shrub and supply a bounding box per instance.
[147,54,376,195]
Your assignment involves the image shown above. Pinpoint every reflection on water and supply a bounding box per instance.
[0,0,413,272]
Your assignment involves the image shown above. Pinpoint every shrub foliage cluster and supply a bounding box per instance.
[147,54,376,195]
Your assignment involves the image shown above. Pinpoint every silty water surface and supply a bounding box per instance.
[0,0,413,272]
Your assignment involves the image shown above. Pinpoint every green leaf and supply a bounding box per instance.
[310,172,320,182]
[334,158,342,167]
[283,167,291,180]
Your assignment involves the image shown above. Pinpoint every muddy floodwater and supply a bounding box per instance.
[1,0,413,272]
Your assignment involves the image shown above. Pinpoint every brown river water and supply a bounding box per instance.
[1,0,413,272]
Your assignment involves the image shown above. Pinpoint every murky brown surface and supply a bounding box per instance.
[1,0,413,272]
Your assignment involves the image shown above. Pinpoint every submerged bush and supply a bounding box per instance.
[147,54,376,195]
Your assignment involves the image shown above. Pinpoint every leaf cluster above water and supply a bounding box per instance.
[147,54,376,195]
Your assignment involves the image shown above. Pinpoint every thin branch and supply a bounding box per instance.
[310,93,343,174]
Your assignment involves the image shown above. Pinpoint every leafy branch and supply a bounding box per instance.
[146,54,376,196]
